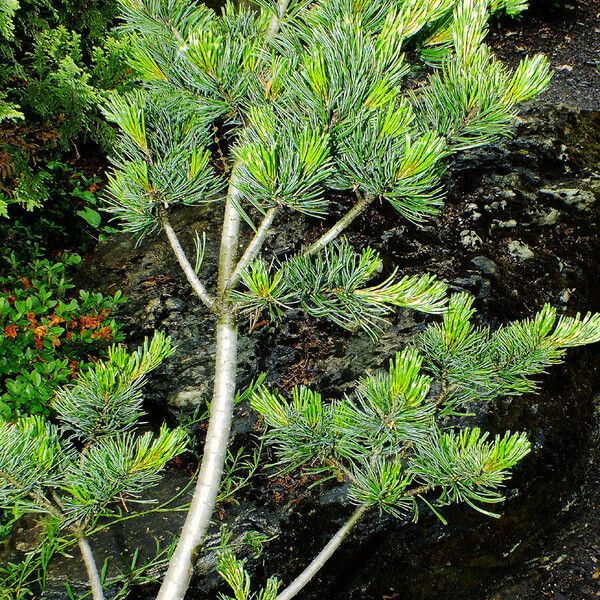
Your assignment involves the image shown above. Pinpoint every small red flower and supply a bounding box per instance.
[3,324,17,339]
[91,326,113,341]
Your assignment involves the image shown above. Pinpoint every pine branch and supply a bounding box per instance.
[61,427,188,524]
[77,533,105,600]
[412,0,551,152]
[347,460,416,518]
[0,417,65,510]
[156,306,238,600]
[335,349,436,461]
[228,206,280,291]
[217,549,252,600]
[251,385,337,474]
[409,428,530,517]
[103,90,223,240]
[161,212,216,311]
[304,194,375,257]
[54,333,174,442]
[232,241,447,337]
[252,335,539,523]
[275,504,369,600]
[0,339,186,596]
[232,108,333,219]
[415,293,600,405]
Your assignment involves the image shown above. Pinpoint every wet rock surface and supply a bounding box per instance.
[25,103,600,599]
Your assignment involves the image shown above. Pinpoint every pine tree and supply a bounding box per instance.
[0,333,187,600]
[102,0,566,598]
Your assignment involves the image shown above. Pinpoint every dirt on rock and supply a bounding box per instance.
[476,4,600,598]
[490,0,600,111]
[483,403,600,600]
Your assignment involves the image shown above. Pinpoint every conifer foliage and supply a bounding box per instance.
[249,296,600,598]
[0,333,187,600]
[253,296,600,522]
[99,0,580,598]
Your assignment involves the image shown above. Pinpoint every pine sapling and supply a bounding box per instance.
[103,0,554,597]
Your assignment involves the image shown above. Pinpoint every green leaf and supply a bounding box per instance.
[76,207,102,228]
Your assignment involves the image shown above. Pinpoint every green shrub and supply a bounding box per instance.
[0,251,125,419]
[0,159,118,258]
[0,0,133,216]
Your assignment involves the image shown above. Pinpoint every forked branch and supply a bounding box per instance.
[228,206,280,291]
[161,213,216,312]
[155,178,241,600]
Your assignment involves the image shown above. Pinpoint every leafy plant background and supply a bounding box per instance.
[0,0,133,220]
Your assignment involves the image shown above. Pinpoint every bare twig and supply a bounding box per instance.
[275,483,434,600]
[275,505,369,600]
[227,206,279,291]
[305,194,375,256]
[161,214,216,312]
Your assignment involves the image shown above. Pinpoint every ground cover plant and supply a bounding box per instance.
[0,251,125,419]
[3,0,600,598]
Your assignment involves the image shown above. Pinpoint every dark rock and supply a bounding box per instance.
[471,256,499,275]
